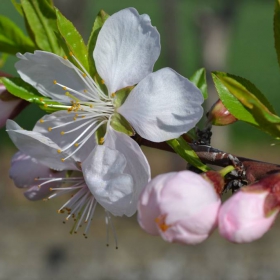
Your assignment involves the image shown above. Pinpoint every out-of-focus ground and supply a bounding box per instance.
[1,0,280,279]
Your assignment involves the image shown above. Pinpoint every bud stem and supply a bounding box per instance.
[219,165,235,177]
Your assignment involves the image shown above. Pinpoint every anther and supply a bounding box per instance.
[69,52,73,56]
[74,143,79,147]
[61,158,65,162]
[101,79,105,84]
[60,131,65,135]
[39,119,44,123]
[82,73,87,78]
[39,98,44,102]
[53,80,57,84]
[99,137,105,144]
[63,55,68,60]
[48,127,52,131]
[63,86,67,90]
[49,188,53,191]
[44,104,48,108]
[111,93,116,98]
[57,149,62,153]
[83,89,87,93]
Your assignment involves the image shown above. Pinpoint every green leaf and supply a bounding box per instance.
[190,68,208,99]
[1,77,62,112]
[110,113,135,136]
[0,53,9,68]
[212,72,280,138]
[274,0,280,68]
[21,0,62,54]
[87,10,109,76]
[11,0,24,15]
[167,137,210,172]
[0,15,35,55]
[56,9,89,72]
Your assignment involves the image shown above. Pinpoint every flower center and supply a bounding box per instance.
[40,53,116,161]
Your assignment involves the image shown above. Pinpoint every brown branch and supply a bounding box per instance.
[138,138,280,184]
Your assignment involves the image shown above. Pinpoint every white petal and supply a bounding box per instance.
[10,151,49,188]
[23,185,52,201]
[82,145,134,216]
[118,68,204,142]
[6,120,77,171]
[104,127,151,216]
[9,152,66,201]
[16,51,90,103]
[34,111,96,163]
[94,8,160,94]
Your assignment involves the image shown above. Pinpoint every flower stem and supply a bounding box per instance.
[219,165,235,177]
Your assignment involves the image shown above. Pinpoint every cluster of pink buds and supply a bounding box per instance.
[137,170,280,244]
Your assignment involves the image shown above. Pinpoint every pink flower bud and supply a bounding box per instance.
[218,189,279,243]
[207,99,237,126]
[137,171,221,245]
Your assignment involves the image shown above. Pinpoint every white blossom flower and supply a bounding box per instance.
[7,119,147,217]
[9,151,119,241]
[7,8,204,217]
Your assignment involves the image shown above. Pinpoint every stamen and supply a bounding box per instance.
[65,92,80,103]
[62,120,107,160]
[40,119,44,123]
[83,199,97,237]
[106,211,118,249]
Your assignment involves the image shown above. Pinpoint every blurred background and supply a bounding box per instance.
[1,0,280,279]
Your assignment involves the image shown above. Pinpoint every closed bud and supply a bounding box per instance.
[137,171,221,245]
[207,99,237,126]
[219,173,280,243]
